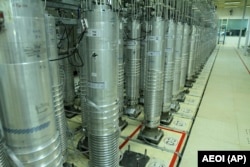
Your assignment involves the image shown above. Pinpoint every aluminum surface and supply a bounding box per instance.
[144,17,165,128]
[85,5,120,167]
[0,1,63,166]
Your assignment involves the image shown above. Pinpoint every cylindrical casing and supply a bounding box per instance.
[124,19,141,106]
[45,14,68,160]
[140,21,150,97]
[79,34,88,131]
[144,17,165,128]
[118,20,125,115]
[180,23,190,90]
[85,6,120,167]
[172,22,184,97]
[163,19,176,112]
[187,26,196,80]
[0,1,62,166]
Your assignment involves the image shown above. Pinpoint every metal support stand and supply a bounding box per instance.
[160,112,173,125]
[138,127,164,145]
[170,101,180,112]
[119,117,128,131]
[125,105,142,118]
[77,136,89,158]
[120,146,150,167]
[176,92,186,102]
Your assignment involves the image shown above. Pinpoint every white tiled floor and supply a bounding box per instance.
[180,45,250,167]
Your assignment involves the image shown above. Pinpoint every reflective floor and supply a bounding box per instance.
[180,45,250,167]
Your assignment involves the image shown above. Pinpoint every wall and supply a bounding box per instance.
[216,7,250,47]
[216,7,250,19]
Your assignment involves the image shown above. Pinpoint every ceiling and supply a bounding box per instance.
[212,0,250,9]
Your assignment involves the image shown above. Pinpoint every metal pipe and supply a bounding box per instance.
[0,0,63,166]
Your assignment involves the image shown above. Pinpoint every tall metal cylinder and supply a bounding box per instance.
[118,20,125,117]
[172,22,184,98]
[180,23,190,90]
[0,0,62,166]
[124,19,141,115]
[144,17,165,128]
[140,21,150,103]
[85,5,120,167]
[45,14,68,161]
[187,26,196,80]
[163,19,176,112]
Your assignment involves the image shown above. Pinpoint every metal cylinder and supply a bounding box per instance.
[194,27,201,74]
[163,19,176,112]
[140,21,150,100]
[172,22,183,98]
[79,34,88,131]
[0,0,63,166]
[144,17,165,128]
[124,19,141,106]
[118,20,125,116]
[45,14,68,160]
[85,5,119,167]
[187,25,196,80]
[180,23,190,90]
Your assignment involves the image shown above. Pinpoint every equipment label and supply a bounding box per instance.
[198,151,250,167]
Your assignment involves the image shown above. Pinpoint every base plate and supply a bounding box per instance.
[160,112,173,125]
[119,117,128,131]
[120,149,150,167]
[138,127,164,145]
[124,105,142,118]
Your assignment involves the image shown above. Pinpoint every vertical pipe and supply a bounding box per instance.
[0,0,63,166]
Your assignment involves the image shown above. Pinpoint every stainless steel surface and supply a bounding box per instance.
[0,0,63,166]
[85,5,120,167]
[180,23,190,90]
[172,22,184,98]
[118,20,125,116]
[187,26,197,80]
[144,17,165,128]
[124,19,141,109]
[45,14,68,161]
[163,19,176,112]
[140,21,150,102]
